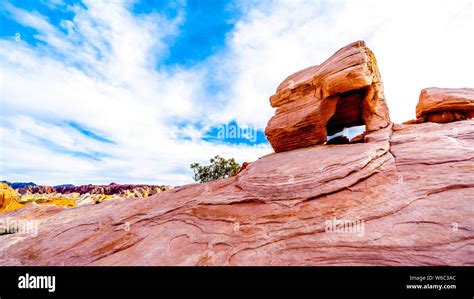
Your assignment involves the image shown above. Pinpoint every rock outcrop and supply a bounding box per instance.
[0,183,23,213]
[265,41,390,152]
[407,87,474,124]
[0,41,472,266]
[16,185,56,195]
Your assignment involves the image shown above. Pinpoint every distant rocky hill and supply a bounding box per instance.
[0,41,472,266]
[16,182,171,198]
[0,181,37,189]
[0,182,173,213]
[53,184,74,188]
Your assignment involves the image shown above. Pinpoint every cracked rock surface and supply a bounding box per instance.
[1,120,473,265]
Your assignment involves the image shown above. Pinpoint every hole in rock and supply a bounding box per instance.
[325,88,367,145]
[326,125,366,144]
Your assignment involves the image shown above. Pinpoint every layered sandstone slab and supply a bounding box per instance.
[414,88,474,123]
[265,41,390,152]
[0,120,472,265]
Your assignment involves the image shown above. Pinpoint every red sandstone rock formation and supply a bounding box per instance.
[265,41,390,152]
[407,87,474,124]
[0,42,472,266]
[238,162,251,173]
[16,186,56,195]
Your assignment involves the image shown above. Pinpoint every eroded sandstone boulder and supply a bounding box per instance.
[265,41,390,152]
[413,87,474,124]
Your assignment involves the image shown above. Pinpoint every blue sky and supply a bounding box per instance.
[0,0,472,186]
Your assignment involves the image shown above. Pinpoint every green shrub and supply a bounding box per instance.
[190,155,241,183]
